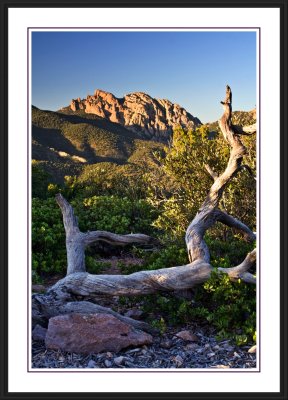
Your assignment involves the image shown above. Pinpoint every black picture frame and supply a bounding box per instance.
[0,0,287,399]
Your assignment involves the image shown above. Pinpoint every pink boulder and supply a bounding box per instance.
[45,313,153,354]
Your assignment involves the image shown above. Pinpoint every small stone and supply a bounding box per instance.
[32,325,47,341]
[233,352,241,358]
[207,352,216,358]
[32,284,46,293]
[173,355,184,367]
[223,345,234,352]
[160,339,173,349]
[213,345,220,351]
[175,330,199,342]
[106,352,113,358]
[125,348,141,354]
[184,343,199,351]
[124,309,144,320]
[104,360,112,368]
[248,345,257,353]
[113,356,124,366]
[87,360,97,368]
[124,361,135,368]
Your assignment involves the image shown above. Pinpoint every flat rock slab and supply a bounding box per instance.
[175,330,199,342]
[45,313,153,354]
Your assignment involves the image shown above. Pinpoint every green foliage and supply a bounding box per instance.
[32,161,51,199]
[207,235,255,268]
[61,123,132,161]
[146,126,227,237]
[141,294,194,326]
[132,254,256,344]
[117,244,188,275]
[151,317,167,335]
[231,110,256,126]
[69,162,147,200]
[144,244,188,270]
[85,257,111,274]
[147,125,256,237]
[187,235,256,343]
[32,195,158,280]
[72,195,158,235]
[196,271,256,344]
[32,198,66,278]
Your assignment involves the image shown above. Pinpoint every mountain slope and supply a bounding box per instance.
[66,89,201,140]
[32,106,164,183]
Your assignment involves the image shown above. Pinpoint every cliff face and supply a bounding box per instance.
[70,89,201,140]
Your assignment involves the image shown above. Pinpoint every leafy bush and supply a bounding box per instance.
[32,161,51,199]
[32,195,158,281]
[70,163,147,200]
[32,198,66,280]
[72,195,158,235]
[192,271,256,345]
[147,125,256,237]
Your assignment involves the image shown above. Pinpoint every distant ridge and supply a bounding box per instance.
[63,89,202,141]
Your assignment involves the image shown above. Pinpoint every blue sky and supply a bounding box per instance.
[32,30,256,123]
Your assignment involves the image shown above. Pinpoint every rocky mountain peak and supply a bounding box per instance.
[69,89,201,140]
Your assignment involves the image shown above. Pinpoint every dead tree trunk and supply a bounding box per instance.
[32,86,256,332]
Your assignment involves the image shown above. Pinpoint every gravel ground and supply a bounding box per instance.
[32,324,256,369]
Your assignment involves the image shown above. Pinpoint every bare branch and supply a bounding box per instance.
[55,193,80,236]
[204,164,218,181]
[218,249,256,283]
[239,272,256,284]
[82,231,156,247]
[214,209,256,242]
[232,124,256,136]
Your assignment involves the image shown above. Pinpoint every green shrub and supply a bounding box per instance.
[32,161,51,199]
[32,198,66,278]
[32,195,158,281]
[85,257,111,274]
[194,270,256,344]
[72,195,158,235]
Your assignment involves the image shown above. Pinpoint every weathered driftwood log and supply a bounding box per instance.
[32,86,256,332]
